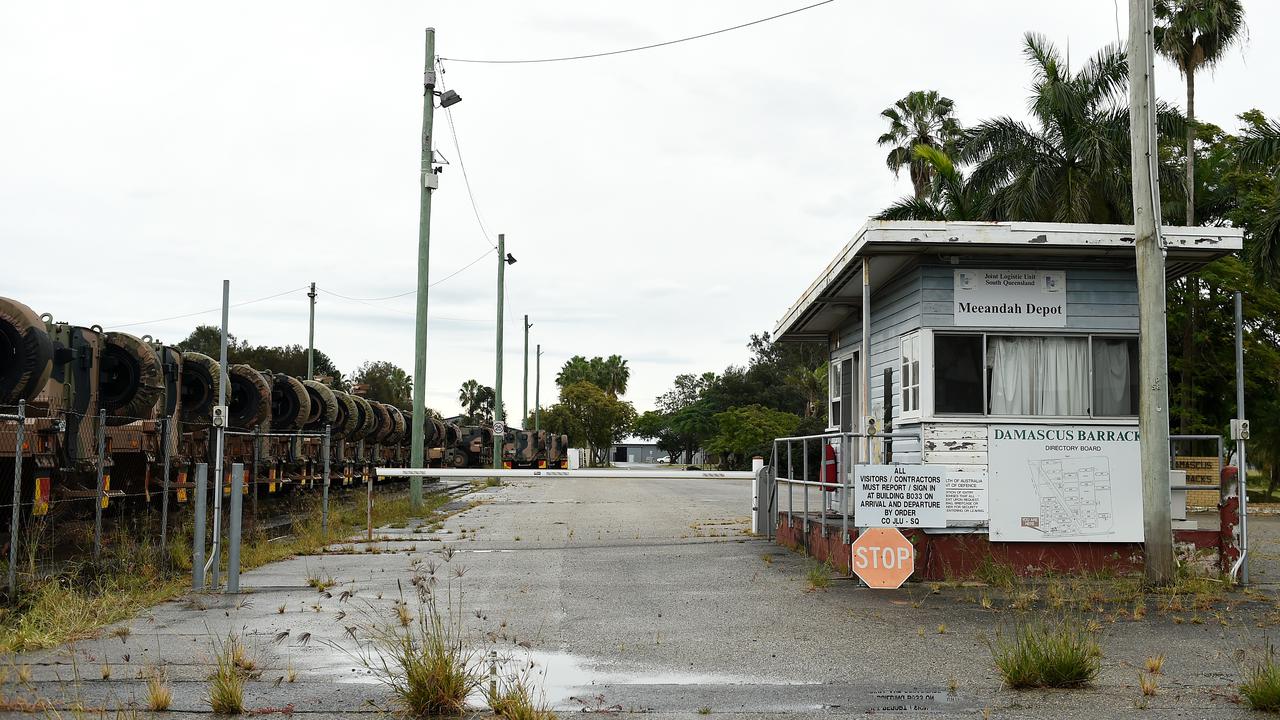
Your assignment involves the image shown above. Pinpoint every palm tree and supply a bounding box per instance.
[961,33,1184,223]
[877,91,962,200]
[876,146,989,221]
[555,356,593,390]
[600,355,630,397]
[1240,116,1280,281]
[1155,0,1246,226]
[458,379,482,422]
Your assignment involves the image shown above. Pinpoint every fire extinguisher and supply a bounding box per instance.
[822,442,838,491]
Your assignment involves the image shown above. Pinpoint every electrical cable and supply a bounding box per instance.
[436,63,498,251]
[105,286,308,330]
[438,0,836,64]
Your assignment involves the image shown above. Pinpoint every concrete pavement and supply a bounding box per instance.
[5,473,1279,718]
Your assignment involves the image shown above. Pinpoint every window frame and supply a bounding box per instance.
[926,330,1138,421]
[899,332,922,420]
[827,348,858,431]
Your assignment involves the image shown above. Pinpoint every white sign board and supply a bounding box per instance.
[854,464,947,528]
[945,470,988,525]
[954,269,1066,327]
[493,421,506,435]
[988,425,1142,542]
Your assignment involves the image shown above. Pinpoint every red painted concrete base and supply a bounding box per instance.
[774,512,1228,581]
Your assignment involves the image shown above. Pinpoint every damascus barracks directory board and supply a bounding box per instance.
[987,425,1143,542]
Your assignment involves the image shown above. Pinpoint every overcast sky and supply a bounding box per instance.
[2,1,1277,417]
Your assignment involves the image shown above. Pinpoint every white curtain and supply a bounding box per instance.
[988,337,1089,415]
[1092,339,1133,416]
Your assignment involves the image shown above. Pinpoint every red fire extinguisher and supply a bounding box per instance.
[822,443,838,491]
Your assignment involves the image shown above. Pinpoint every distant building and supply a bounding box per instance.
[611,436,707,464]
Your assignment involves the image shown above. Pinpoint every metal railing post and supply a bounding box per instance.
[321,424,331,541]
[252,429,261,526]
[841,434,850,540]
[227,463,243,593]
[8,400,26,597]
[192,463,207,589]
[92,408,107,562]
[801,443,809,536]
[786,441,794,529]
[160,417,172,563]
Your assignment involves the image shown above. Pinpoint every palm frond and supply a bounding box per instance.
[875,196,947,221]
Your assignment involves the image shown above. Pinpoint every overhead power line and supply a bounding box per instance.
[106,286,308,330]
[438,0,836,65]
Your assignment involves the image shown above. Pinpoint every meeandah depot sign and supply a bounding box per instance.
[954,269,1066,326]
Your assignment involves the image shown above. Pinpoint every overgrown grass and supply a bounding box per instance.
[805,562,832,592]
[0,488,451,654]
[208,634,247,715]
[487,672,558,720]
[991,620,1101,689]
[1242,647,1280,712]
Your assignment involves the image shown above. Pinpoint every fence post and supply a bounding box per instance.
[366,463,373,543]
[8,400,26,597]
[251,429,261,527]
[321,424,331,541]
[93,408,107,562]
[192,462,207,590]
[160,417,172,563]
[227,462,243,593]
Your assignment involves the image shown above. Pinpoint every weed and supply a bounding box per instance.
[1132,602,1147,621]
[394,601,413,628]
[1145,654,1164,674]
[1139,672,1158,696]
[286,661,297,683]
[1241,647,1280,711]
[108,625,131,642]
[101,662,111,680]
[917,627,925,639]
[208,635,247,715]
[936,624,947,635]
[304,568,337,592]
[276,604,286,615]
[990,620,1101,689]
[974,557,1016,590]
[805,563,832,592]
[697,707,711,715]
[146,668,173,711]
[980,594,993,610]
[948,674,958,693]
[16,664,31,684]
[761,554,773,565]
[0,573,182,653]
[487,670,558,719]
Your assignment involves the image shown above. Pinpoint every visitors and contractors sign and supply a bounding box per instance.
[854,464,947,528]
[987,425,1143,542]
[953,269,1066,327]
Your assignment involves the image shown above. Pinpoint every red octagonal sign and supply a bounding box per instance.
[851,527,914,589]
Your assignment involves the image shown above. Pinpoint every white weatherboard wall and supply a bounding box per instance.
[833,264,1142,536]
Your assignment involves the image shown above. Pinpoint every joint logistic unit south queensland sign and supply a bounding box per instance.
[954,269,1066,327]
[987,425,1143,542]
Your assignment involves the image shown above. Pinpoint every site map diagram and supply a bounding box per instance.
[1022,456,1116,537]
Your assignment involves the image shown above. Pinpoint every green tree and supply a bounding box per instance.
[706,405,802,470]
[877,90,963,199]
[1237,113,1280,281]
[557,380,636,466]
[349,360,412,408]
[1155,0,1247,227]
[961,33,1184,223]
[458,379,500,424]
[555,354,630,397]
[876,146,990,221]
[175,325,344,387]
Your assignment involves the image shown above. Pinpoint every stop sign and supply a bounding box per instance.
[851,527,915,589]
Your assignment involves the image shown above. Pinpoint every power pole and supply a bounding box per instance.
[535,344,542,432]
[306,282,316,380]
[523,315,531,428]
[409,27,438,509]
[1129,0,1174,585]
[493,233,506,470]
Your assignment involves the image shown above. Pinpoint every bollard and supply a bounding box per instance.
[751,455,764,535]
[93,408,107,561]
[227,463,243,594]
[321,424,331,540]
[193,463,208,589]
[160,417,172,562]
[8,400,26,597]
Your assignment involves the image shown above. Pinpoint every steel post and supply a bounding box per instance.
[92,408,106,561]
[252,429,261,526]
[160,417,172,561]
[8,400,25,596]
[227,463,243,593]
[307,282,316,380]
[207,279,230,588]
[1235,291,1249,584]
[493,233,506,471]
[192,463,207,589]
[322,424,331,540]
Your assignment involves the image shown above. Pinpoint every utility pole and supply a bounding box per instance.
[1234,292,1249,584]
[523,315,531,428]
[1129,0,1174,585]
[306,282,316,380]
[535,344,542,432]
[493,233,506,470]
[409,27,438,509]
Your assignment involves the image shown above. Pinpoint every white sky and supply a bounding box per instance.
[2,1,1276,416]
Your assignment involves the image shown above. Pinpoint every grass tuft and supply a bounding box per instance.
[146,668,173,711]
[991,620,1101,689]
[1144,654,1164,674]
[1139,672,1158,696]
[487,671,558,719]
[805,563,832,592]
[208,634,247,715]
[1242,647,1280,712]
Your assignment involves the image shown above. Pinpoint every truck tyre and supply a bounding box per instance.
[270,373,311,431]
[227,364,271,430]
[350,395,376,440]
[302,379,338,431]
[368,401,390,443]
[382,404,406,443]
[100,332,163,424]
[0,296,53,405]
[180,352,220,424]
[332,390,359,438]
